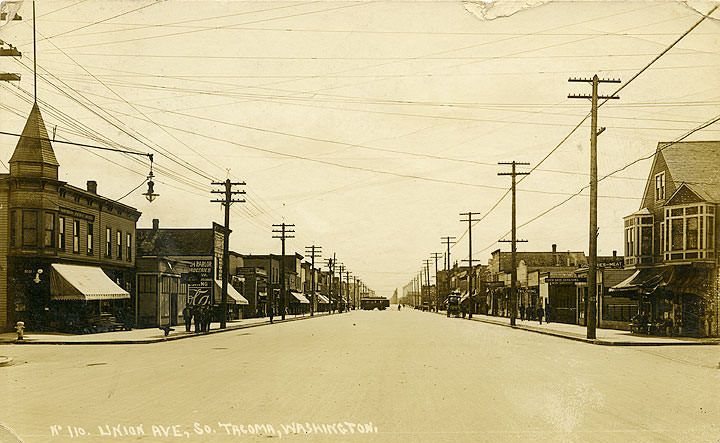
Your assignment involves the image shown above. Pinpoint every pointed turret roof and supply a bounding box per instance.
[9,102,59,167]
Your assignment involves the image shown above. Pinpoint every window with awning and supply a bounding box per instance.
[290,291,310,304]
[213,280,249,305]
[609,268,672,295]
[50,263,130,301]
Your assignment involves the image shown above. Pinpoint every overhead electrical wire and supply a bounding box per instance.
[442,2,719,261]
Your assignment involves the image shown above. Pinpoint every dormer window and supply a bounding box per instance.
[655,172,665,201]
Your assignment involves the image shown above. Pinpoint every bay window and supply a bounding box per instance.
[663,203,715,261]
[623,213,653,266]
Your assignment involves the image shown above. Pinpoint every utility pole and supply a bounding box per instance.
[460,212,482,319]
[305,245,322,316]
[337,263,345,312]
[326,255,335,313]
[431,252,443,311]
[569,75,620,339]
[211,180,246,329]
[0,2,22,83]
[441,236,456,271]
[345,269,352,309]
[422,259,431,310]
[272,223,295,320]
[353,277,358,309]
[498,162,530,327]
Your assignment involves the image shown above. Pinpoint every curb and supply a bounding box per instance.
[427,310,718,347]
[2,312,344,346]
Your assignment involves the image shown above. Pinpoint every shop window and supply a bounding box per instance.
[116,231,122,259]
[22,210,38,247]
[58,216,65,250]
[87,222,94,256]
[44,213,56,247]
[72,220,80,253]
[126,233,132,262]
[655,172,665,200]
[105,227,111,257]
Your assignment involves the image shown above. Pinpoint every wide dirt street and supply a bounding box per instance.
[2,309,719,443]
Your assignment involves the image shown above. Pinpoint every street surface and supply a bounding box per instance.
[2,308,719,443]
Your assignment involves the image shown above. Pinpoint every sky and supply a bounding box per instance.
[0,0,718,295]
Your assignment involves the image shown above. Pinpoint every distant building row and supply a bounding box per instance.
[0,104,360,333]
[403,141,720,338]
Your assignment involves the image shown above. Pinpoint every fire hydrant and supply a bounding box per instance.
[15,321,25,341]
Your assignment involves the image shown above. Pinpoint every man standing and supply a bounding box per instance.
[545,303,551,324]
[182,306,192,332]
[193,306,201,333]
[537,305,545,325]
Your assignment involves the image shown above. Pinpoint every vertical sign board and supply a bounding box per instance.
[187,259,213,306]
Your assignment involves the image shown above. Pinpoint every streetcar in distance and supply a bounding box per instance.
[360,297,390,310]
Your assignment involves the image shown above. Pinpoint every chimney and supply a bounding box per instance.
[551,244,557,253]
[87,180,97,194]
[152,218,159,230]
[613,250,617,258]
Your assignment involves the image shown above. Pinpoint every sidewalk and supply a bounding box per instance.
[0,311,341,345]
[430,310,719,346]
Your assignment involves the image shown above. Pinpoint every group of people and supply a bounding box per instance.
[519,304,551,325]
[182,305,214,333]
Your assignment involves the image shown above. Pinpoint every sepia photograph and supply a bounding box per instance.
[0,0,719,441]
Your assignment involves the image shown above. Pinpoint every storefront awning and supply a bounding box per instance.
[290,291,310,304]
[316,294,330,304]
[609,268,671,295]
[665,267,710,295]
[214,280,249,305]
[50,264,130,301]
[460,291,470,303]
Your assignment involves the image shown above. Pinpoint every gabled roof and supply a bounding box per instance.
[136,228,215,256]
[9,102,59,167]
[657,141,720,203]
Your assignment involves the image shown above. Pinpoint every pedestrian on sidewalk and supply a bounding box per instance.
[520,304,525,321]
[545,303,551,324]
[537,305,545,325]
[269,305,274,324]
[193,306,201,333]
[204,307,212,332]
[182,306,192,332]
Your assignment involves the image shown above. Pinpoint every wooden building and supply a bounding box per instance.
[0,103,140,332]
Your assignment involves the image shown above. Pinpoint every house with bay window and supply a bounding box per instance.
[611,141,719,337]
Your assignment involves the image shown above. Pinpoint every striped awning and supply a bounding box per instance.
[290,291,310,304]
[316,294,330,304]
[214,280,249,305]
[50,264,130,301]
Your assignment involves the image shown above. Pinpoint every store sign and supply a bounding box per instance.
[579,261,624,269]
[188,260,213,305]
[545,277,586,284]
[483,281,505,288]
